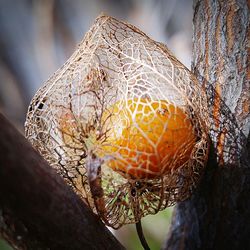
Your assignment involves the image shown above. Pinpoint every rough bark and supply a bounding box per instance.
[165,1,250,249]
[0,113,124,250]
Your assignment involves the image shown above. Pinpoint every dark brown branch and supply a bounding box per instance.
[165,145,250,250]
[164,0,250,249]
[0,113,124,250]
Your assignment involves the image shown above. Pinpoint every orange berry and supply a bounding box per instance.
[101,99,197,179]
[59,112,78,146]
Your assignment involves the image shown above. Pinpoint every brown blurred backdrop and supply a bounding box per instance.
[0,1,192,249]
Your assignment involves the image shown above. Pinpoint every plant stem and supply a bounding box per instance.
[136,220,150,250]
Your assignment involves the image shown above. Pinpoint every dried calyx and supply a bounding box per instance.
[25,15,209,233]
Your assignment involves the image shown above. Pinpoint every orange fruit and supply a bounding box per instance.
[101,99,197,179]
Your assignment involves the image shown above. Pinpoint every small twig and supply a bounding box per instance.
[136,220,151,250]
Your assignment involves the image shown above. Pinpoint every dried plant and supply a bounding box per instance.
[25,15,210,233]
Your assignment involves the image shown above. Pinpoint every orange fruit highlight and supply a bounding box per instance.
[101,99,196,179]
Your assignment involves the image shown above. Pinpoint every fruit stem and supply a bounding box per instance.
[136,220,150,250]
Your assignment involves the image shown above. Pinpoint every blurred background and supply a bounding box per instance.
[0,0,192,249]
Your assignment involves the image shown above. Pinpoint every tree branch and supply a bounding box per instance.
[0,113,124,250]
[164,0,250,249]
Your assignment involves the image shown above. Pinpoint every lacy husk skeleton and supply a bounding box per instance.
[25,15,210,230]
